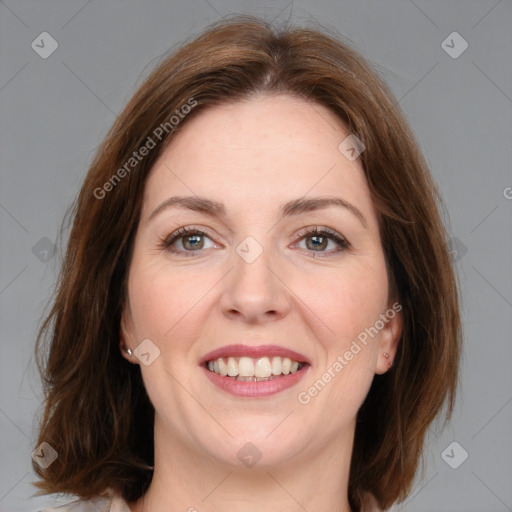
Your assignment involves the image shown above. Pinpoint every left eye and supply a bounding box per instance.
[295,228,349,255]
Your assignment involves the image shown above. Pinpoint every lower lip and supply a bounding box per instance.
[201,365,310,397]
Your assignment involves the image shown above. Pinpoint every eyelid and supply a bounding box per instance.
[163,225,217,244]
[294,225,345,240]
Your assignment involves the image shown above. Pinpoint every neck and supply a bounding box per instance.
[129,417,356,512]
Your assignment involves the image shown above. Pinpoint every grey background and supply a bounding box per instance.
[1,1,511,511]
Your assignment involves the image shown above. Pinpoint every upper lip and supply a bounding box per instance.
[200,344,311,366]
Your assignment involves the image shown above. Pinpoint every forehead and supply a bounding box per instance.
[143,94,377,226]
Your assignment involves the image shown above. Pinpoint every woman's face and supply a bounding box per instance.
[121,93,401,468]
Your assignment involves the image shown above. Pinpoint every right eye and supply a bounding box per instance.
[159,226,218,256]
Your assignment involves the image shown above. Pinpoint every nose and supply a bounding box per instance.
[219,241,292,325]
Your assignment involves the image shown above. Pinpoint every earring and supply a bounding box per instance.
[383,352,389,359]
[122,344,133,356]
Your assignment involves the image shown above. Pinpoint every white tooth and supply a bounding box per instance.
[208,360,214,372]
[281,357,292,374]
[238,357,255,377]
[290,361,299,373]
[218,357,228,376]
[213,360,220,374]
[227,357,238,377]
[254,357,272,377]
[271,356,282,375]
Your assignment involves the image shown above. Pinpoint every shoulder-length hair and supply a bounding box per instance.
[32,15,461,511]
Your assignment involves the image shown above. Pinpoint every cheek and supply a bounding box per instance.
[131,245,217,314]
[301,259,388,408]
[126,258,209,348]
[298,257,389,346]
[127,262,210,411]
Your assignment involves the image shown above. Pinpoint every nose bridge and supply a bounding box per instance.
[220,234,289,321]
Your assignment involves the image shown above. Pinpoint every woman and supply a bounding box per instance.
[33,15,461,512]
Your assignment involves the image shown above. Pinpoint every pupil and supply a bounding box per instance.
[308,235,327,251]
[184,235,203,250]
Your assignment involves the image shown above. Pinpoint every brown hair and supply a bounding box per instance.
[32,15,461,511]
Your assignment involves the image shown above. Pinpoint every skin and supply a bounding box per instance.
[120,93,401,512]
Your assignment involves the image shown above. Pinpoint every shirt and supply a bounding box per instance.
[39,489,389,511]
[39,490,131,512]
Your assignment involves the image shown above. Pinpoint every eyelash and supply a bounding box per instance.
[158,225,350,258]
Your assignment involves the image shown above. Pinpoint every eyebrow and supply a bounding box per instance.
[148,195,367,228]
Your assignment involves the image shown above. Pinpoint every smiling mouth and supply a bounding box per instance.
[204,356,308,382]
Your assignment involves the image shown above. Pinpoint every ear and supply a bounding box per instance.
[119,300,139,365]
[374,301,402,375]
